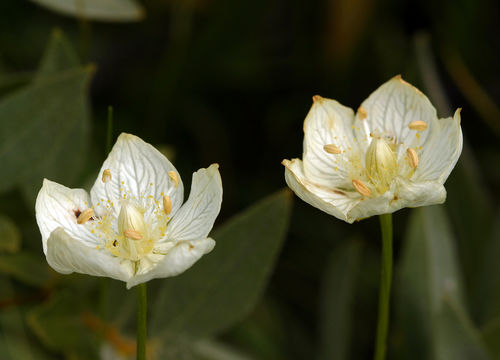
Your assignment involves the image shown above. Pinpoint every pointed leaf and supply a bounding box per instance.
[0,67,93,199]
[397,206,490,359]
[34,29,80,82]
[150,189,293,338]
[0,30,92,206]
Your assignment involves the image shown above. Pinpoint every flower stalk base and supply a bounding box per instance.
[137,282,147,360]
[374,213,393,360]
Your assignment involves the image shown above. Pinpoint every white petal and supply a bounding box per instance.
[302,96,359,188]
[358,76,437,150]
[126,238,215,288]
[346,178,445,220]
[46,227,133,282]
[346,191,395,221]
[90,133,184,217]
[163,164,222,241]
[414,110,463,183]
[283,159,361,223]
[395,178,446,207]
[35,179,99,253]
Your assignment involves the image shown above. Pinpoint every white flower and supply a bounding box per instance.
[282,75,462,223]
[35,133,222,288]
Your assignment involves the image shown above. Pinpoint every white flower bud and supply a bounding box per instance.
[365,138,398,194]
[118,201,146,240]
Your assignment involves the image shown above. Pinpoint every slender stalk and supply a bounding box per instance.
[374,213,393,360]
[107,106,113,154]
[137,283,147,360]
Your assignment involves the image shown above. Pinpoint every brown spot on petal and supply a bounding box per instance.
[102,169,112,183]
[357,106,367,119]
[312,95,323,103]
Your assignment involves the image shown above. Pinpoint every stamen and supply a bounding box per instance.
[406,148,419,169]
[77,208,94,224]
[323,144,341,154]
[357,106,367,120]
[124,229,142,240]
[408,121,428,131]
[102,169,112,183]
[352,179,371,197]
[163,195,172,215]
[168,171,179,187]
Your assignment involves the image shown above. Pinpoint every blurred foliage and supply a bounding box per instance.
[0,0,498,359]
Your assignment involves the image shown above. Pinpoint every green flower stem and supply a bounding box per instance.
[374,213,393,360]
[137,282,147,360]
[107,106,113,154]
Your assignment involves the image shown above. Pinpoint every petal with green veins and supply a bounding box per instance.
[35,179,97,253]
[163,164,222,242]
[46,227,133,282]
[303,97,358,188]
[90,133,184,218]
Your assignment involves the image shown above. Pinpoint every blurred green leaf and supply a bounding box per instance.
[317,240,362,360]
[192,339,256,360]
[151,189,293,339]
[0,67,93,200]
[0,277,50,360]
[35,29,80,82]
[414,34,495,322]
[0,214,21,253]
[0,30,92,206]
[29,0,145,22]
[481,317,500,358]
[0,252,50,287]
[435,296,490,360]
[27,291,98,358]
[397,206,490,360]
[476,210,500,328]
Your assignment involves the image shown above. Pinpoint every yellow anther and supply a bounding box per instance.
[352,179,372,197]
[124,229,142,240]
[357,106,367,120]
[323,144,341,154]
[163,195,172,215]
[102,169,112,183]
[406,148,419,169]
[408,120,428,131]
[168,171,179,187]
[77,208,94,224]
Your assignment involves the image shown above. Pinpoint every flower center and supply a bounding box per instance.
[108,201,154,262]
[364,137,398,194]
